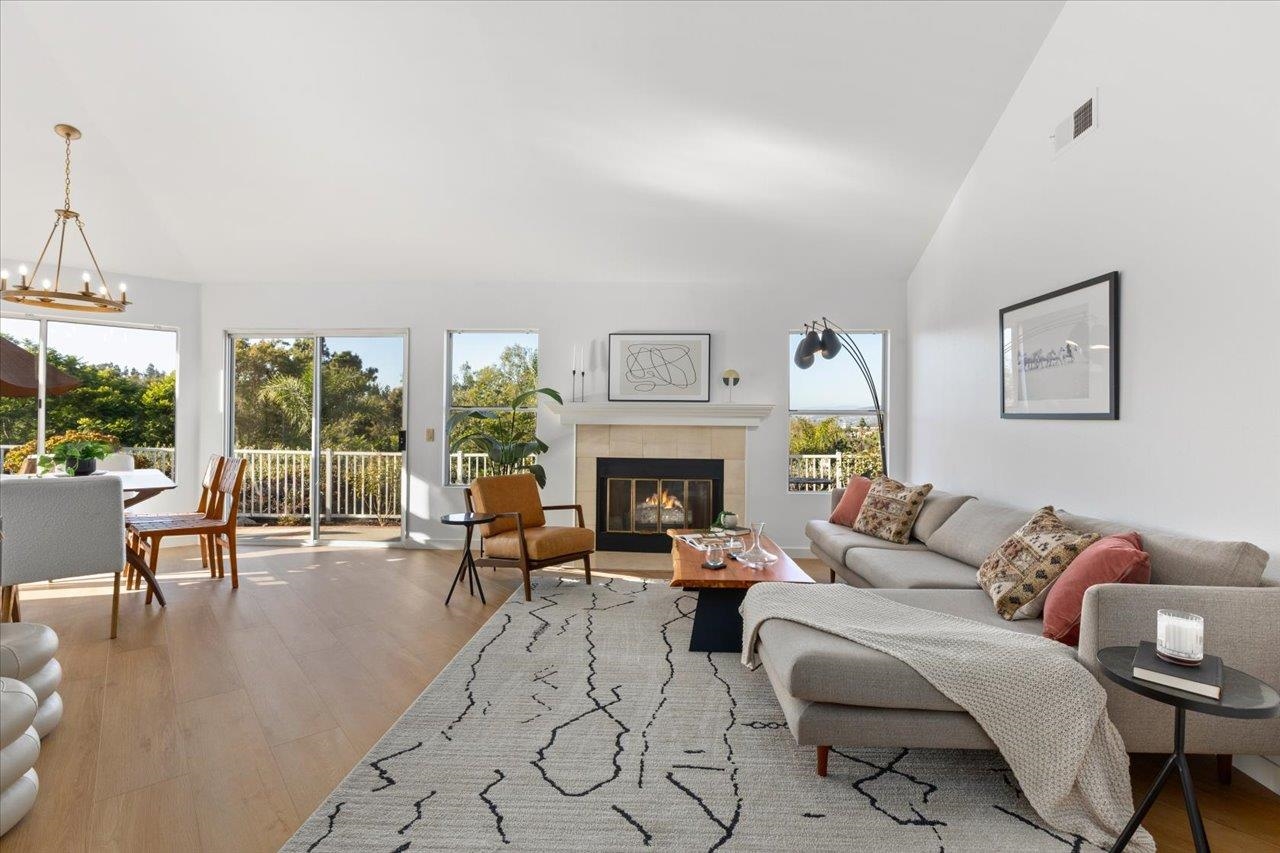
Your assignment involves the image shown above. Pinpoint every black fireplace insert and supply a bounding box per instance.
[595,457,724,552]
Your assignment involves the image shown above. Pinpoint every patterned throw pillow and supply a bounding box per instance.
[978,507,1101,620]
[852,477,934,544]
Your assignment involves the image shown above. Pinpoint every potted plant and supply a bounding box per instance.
[41,439,112,476]
[447,387,562,487]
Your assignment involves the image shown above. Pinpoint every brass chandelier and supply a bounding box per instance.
[1,124,129,312]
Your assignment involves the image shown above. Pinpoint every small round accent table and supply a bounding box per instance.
[1097,645,1280,852]
[439,513,497,606]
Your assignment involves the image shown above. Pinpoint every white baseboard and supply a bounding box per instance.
[1235,755,1280,795]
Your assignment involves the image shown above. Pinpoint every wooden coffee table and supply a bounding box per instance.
[668,528,815,652]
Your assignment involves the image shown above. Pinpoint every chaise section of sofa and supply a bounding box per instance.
[783,484,1279,764]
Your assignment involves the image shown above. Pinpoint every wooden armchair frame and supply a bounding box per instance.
[463,489,593,601]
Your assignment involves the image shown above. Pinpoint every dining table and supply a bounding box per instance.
[1,469,178,605]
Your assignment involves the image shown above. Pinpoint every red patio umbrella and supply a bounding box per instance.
[0,337,81,397]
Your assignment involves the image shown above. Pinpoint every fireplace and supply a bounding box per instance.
[596,457,724,552]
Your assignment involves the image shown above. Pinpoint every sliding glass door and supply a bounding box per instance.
[228,331,407,545]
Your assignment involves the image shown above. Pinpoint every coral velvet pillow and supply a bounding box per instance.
[1043,532,1151,646]
[828,476,873,527]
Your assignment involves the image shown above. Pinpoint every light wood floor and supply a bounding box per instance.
[4,544,1277,852]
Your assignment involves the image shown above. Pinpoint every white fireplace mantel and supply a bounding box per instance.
[544,400,774,428]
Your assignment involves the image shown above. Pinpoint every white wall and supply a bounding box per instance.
[906,2,1280,561]
[0,258,203,514]
[198,279,907,550]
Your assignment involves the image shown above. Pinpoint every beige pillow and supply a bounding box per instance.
[978,507,1100,620]
[852,477,934,544]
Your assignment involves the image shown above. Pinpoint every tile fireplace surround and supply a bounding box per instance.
[574,425,746,535]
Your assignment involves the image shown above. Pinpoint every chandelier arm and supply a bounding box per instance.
[53,216,70,292]
[76,219,112,296]
[25,215,62,287]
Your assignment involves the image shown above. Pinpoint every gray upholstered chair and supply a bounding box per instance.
[0,476,127,638]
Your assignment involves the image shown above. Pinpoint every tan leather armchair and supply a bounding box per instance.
[465,473,594,601]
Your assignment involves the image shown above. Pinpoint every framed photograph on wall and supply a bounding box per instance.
[1000,272,1119,419]
[608,332,711,402]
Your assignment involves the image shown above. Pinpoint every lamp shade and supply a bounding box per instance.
[820,327,841,359]
[793,339,815,369]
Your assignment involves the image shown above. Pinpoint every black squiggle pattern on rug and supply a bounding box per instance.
[835,747,944,827]
[702,652,743,851]
[532,666,560,690]
[611,804,653,846]
[306,801,345,852]
[526,595,560,653]
[555,612,579,636]
[530,592,629,796]
[802,813,826,819]
[480,769,509,845]
[442,613,511,741]
[742,720,786,730]
[397,791,436,835]
[389,843,410,853]
[993,805,1095,852]
[637,594,696,789]
[370,742,424,792]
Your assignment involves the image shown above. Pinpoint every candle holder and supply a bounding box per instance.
[1156,609,1204,666]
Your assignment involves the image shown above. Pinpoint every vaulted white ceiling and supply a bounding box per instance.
[0,1,1062,287]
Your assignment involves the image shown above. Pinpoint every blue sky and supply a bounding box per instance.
[3,316,178,374]
[449,330,537,385]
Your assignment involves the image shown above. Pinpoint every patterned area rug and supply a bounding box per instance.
[285,576,1091,852]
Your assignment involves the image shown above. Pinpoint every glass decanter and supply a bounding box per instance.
[737,521,777,570]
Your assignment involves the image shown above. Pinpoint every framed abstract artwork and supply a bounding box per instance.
[1000,272,1119,419]
[608,332,711,402]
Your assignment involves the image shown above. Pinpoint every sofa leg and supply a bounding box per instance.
[816,745,830,777]
[583,554,592,586]
[1217,754,1233,785]
[829,569,836,584]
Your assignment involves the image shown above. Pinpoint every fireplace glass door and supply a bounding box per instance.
[606,477,714,534]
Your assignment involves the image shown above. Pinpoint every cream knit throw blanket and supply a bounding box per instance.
[741,584,1154,852]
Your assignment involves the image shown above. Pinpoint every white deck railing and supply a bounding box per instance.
[236,448,404,521]
[787,453,847,492]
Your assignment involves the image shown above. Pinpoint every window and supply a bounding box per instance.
[0,316,178,476]
[788,330,886,492]
[446,330,539,485]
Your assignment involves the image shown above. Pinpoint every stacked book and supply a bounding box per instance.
[1132,641,1223,699]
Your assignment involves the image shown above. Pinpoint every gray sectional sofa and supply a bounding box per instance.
[758,487,1279,771]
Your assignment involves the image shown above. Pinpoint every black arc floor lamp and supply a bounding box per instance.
[793,318,888,478]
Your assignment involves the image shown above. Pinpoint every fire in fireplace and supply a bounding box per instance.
[596,457,724,552]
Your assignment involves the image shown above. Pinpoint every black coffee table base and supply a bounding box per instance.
[1112,705,1206,852]
[686,587,747,653]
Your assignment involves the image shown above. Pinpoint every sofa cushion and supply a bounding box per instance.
[852,477,933,544]
[1058,511,1267,587]
[828,476,872,527]
[845,548,979,589]
[757,589,1040,711]
[483,526,594,560]
[805,520,926,563]
[926,500,1033,567]
[1043,532,1150,646]
[911,490,976,544]
[977,507,1100,620]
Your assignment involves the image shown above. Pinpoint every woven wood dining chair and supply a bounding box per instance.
[126,457,247,602]
[124,454,225,589]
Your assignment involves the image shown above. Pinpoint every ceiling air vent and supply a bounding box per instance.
[1051,90,1098,157]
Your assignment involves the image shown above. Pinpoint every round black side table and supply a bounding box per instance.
[440,513,497,605]
[1097,645,1280,853]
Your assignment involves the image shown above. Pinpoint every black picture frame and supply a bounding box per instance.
[607,332,712,402]
[999,272,1119,420]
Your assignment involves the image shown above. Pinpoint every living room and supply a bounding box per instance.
[1,1,1276,851]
